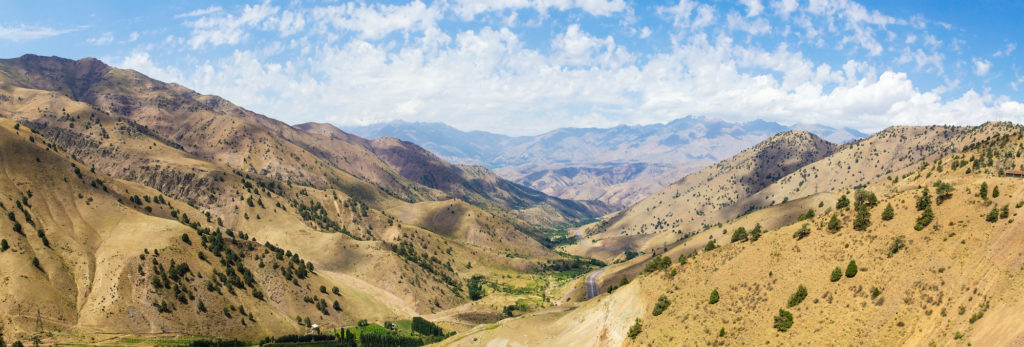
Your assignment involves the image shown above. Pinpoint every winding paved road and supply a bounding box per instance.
[576,228,610,300]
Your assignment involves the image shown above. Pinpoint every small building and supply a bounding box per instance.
[1004,170,1024,177]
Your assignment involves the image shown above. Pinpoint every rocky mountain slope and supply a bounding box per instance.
[347,118,867,208]
[0,54,604,342]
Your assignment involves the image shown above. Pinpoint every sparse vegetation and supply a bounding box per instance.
[888,237,907,256]
[787,285,808,307]
[827,214,841,232]
[836,195,850,209]
[845,260,858,278]
[830,267,842,282]
[709,288,720,304]
[627,319,642,340]
[774,309,794,332]
[792,223,811,240]
[652,295,671,316]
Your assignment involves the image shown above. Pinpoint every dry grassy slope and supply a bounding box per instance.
[0,119,386,341]
[593,124,1024,255]
[589,130,837,251]
[473,128,1024,346]
[0,80,572,341]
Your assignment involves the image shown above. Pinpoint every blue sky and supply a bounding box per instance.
[1,0,1022,135]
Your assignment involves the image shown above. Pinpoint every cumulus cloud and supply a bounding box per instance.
[973,58,991,76]
[105,0,1024,135]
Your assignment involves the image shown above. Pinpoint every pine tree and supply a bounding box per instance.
[853,206,871,231]
[881,203,895,220]
[993,185,1000,198]
[730,227,748,243]
[914,206,934,230]
[980,182,989,199]
[709,288,719,304]
[750,224,763,242]
[916,187,931,211]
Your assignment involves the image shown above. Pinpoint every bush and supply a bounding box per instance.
[914,206,934,230]
[749,224,763,241]
[871,287,882,299]
[933,181,954,205]
[709,288,719,304]
[643,256,672,273]
[830,267,842,282]
[979,182,988,199]
[986,207,999,223]
[845,260,858,278]
[854,189,878,208]
[797,209,815,221]
[787,285,807,307]
[836,195,850,209]
[881,203,895,220]
[993,185,1000,198]
[730,227,748,242]
[852,205,871,231]
[827,214,841,232]
[652,295,671,316]
[627,318,642,340]
[0,239,7,251]
[887,237,906,256]
[916,187,931,211]
[774,309,794,332]
[704,240,717,251]
[32,257,41,271]
[1000,205,1009,219]
[792,224,811,240]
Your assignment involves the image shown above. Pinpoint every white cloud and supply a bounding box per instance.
[116,51,184,83]
[86,32,114,45]
[771,0,798,16]
[0,24,80,42]
[896,47,943,73]
[973,58,991,76]
[175,6,223,18]
[451,0,626,20]
[994,43,1016,57]
[638,26,652,39]
[185,2,279,48]
[727,12,770,35]
[658,0,716,31]
[128,32,140,42]
[740,0,764,17]
[574,0,628,16]
[310,1,442,40]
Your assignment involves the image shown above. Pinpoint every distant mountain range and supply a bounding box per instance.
[344,118,868,208]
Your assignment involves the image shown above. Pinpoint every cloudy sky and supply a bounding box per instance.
[2,0,1023,135]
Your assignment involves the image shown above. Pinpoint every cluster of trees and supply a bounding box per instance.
[652,295,671,316]
[467,275,485,301]
[642,255,672,273]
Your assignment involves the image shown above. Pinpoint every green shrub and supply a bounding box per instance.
[827,214,841,232]
[888,237,906,256]
[933,181,954,205]
[853,205,871,231]
[797,209,815,221]
[986,207,999,222]
[914,206,934,230]
[704,240,717,251]
[467,275,485,300]
[881,203,895,220]
[643,256,672,273]
[627,319,642,339]
[845,260,858,278]
[916,187,931,211]
[652,295,671,316]
[836,195,850,209]
[979,182,988,199]
[774,309,794,332]
[1000,205,1009,219]
[870,287,881,299]
[854,189,878,208]
[787,285,807,307]
[749,224,763,241]
[730,227,748,242]
[993,185,1000,198]
[719,327,725,337]
[709,288,719,304]
[0,239,8,251]
[830,267,842,282]
[792,224,811,240]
